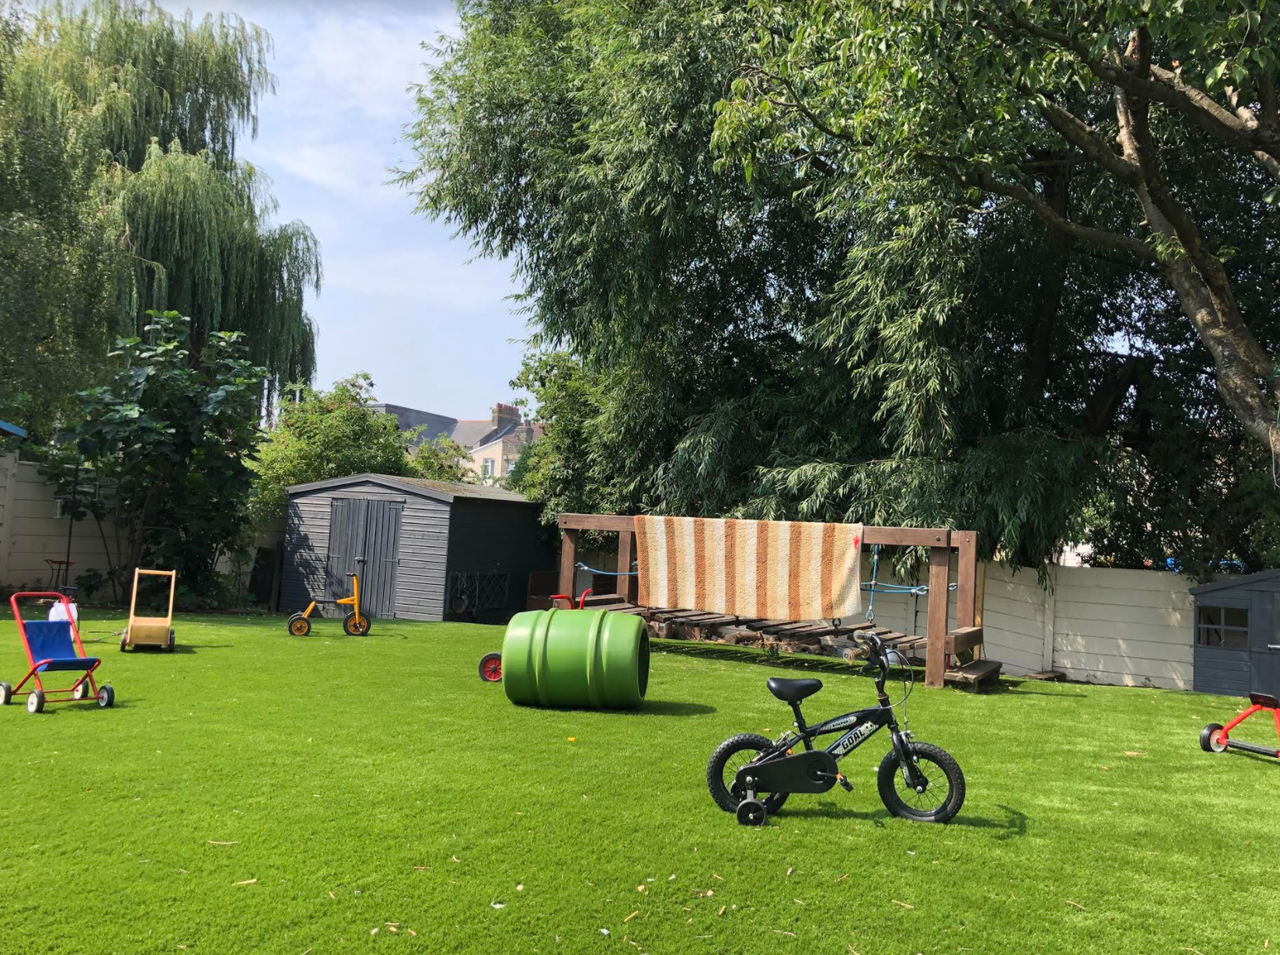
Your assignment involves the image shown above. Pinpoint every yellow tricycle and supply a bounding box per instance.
[286,573,372,636]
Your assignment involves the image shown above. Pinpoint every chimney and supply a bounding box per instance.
[492,403,520,427]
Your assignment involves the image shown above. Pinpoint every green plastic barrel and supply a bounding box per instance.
[502,609,650,709]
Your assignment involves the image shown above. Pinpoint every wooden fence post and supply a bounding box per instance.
[616,530,638,602]
[953,530,979,630]
[925,545,950,688]
[560,528,579,599]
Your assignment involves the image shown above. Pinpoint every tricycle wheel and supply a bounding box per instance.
[706,733,789,814]
[736,798,767,826]
[479,652,503,682]
[97,685,115,708]
[343,612,372,636]
[877,741,965,823]
[72,681,90,701]
[0,682,11,706]
[287,613,311,637]
[1200,722,1227,753]
[27,690,44,714]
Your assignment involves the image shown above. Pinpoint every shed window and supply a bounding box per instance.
[1196,605,1250,649]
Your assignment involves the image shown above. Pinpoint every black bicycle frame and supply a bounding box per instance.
[766,667,925,789]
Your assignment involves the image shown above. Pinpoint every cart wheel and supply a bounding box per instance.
[1200,722,1227,753]
[97,685,115,708]
[287,613,312,637]
[0,682,11,706]
[736,798,767,827]
[120,632,129,652]
[27,690,44,714]
[343,612,372,636]
[72,681,90,701]
[479,652,503,682]
[168,630,176,652]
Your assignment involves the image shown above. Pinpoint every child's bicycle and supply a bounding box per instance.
[707,633,965,826]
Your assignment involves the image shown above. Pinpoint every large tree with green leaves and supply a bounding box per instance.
[718,0,1280,459]
[0,0,320,436]
[406,0,1280,575]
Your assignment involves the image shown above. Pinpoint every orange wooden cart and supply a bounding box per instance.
[121,568,177,652]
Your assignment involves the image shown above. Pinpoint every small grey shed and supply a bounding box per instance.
[1190,571,1280,697]
[281,474,553,623]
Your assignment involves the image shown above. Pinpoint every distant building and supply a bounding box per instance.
[369,401,542,481]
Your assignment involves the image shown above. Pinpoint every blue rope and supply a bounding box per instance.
[575,561,638,577]
[862,545,955,621]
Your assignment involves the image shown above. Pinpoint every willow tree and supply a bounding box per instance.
[0,0,319,434]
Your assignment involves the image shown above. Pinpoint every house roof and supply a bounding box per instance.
[1189,570,1280,596]
[286,473,532,505]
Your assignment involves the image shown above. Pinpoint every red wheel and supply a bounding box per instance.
[479,652,502,682]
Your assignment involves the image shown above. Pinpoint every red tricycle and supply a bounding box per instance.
[1201,692,1280,760]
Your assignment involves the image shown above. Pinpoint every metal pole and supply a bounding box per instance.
[61,461,78,590]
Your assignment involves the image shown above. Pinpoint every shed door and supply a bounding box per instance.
[1251,594,1280,698]
[326,498,403,619]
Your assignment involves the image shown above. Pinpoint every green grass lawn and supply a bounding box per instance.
[1,612,1277,955]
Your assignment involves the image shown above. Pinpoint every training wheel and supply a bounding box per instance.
[1200,722,1227,753]
[97,685,115,709]
[287,613,312,637]
[27,690,45,714]
[736,798,767,827]
[0,682,11,706]
[478,651,503,682]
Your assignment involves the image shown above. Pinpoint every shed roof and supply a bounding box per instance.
[286,473,532,505]
[1189,570,1280,596]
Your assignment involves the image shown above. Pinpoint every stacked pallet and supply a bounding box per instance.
[573,596,1001,687]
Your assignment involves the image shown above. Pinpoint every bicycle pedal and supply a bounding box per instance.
[837,773,853,793]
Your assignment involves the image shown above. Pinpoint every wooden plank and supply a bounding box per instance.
[945,626,984,654]
[558,513,636,532]
[864,526,950,547]
[946,659,1002,686]
[617,530,639,603]
[925,546,950,688]
[581,593,628,608]
[953,530,978,630]
[559,528,579,597]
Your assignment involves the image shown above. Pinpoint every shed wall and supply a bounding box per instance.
[282,481,450,622]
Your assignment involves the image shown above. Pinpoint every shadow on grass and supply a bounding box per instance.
[639,699,717,717]
[779,801,1028,838]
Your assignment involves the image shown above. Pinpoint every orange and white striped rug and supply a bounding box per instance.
[633,516,863,621]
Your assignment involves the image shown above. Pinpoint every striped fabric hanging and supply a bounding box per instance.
[633,516,863,621]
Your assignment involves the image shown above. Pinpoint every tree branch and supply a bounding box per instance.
[964,169,1158,262]
[1036,99,1140,185]
[997,11,1280,161]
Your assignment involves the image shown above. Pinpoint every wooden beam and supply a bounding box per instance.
[616,530,638,602]
[863,526,950,547]
[953,530,978,630]
[559,528,579,597]
[925,546,950,688]
[557,513,636,532]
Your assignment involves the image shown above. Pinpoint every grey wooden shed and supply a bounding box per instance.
[281,474,553,623]
[1190,571,1280,697]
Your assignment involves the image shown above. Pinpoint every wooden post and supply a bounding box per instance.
[1042,564,1057,672]
[616,530,638,602]
[953,530,979,630]
[560,528,579,599]
[925,545,950,688]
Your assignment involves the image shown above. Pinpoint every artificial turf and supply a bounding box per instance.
[0,611,1277,955]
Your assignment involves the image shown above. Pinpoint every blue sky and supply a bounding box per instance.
[164,0,527,418]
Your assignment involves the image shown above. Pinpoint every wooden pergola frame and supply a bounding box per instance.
[556,514,985,688]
